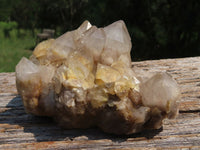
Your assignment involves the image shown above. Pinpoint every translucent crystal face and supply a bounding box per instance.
[15,20,180,134]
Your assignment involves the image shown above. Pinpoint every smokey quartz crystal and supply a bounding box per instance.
[15,20,180,134]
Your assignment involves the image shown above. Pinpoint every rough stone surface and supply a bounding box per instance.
[15,20,180,135]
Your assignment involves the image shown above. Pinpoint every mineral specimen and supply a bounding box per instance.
[15,20,180,135]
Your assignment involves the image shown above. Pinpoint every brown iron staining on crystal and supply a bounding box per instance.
[15,20,180,135]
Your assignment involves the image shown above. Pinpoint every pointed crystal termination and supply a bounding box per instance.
[15,20,180,135]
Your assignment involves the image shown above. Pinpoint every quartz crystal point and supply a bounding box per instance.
[16,20,180,135]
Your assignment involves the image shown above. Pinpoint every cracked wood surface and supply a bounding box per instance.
[0,57,200,149]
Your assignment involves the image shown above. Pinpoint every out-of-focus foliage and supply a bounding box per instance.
[0,0,13,21]
[0,21,18,37]
[1,0,200,60]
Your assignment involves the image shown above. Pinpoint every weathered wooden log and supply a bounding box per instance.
[0,57,200,149]
[43,29,55,37]
[36,29,55,43]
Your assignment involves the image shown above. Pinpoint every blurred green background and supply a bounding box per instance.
[1,0,200,72]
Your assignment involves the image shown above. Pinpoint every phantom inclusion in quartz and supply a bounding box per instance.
[15,20,180,134]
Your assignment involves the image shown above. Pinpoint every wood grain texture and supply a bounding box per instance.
[0,57,200,150]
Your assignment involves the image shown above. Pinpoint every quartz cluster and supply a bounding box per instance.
[16,20,180,134]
